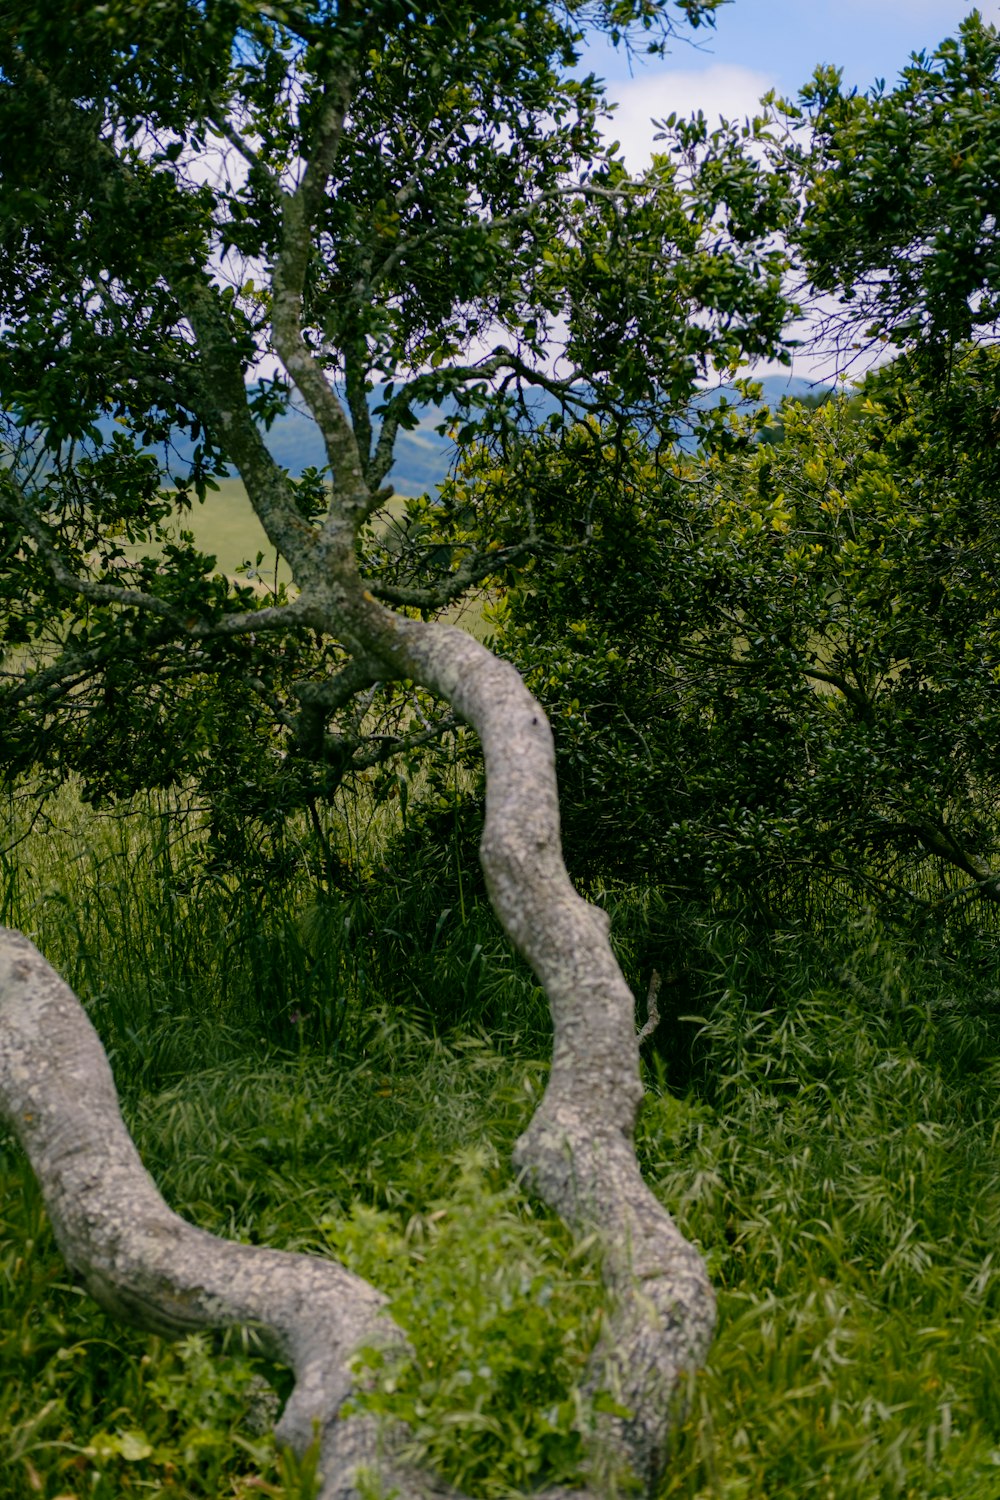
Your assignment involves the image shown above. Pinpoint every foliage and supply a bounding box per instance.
[0,0,791,880]
[662,7,1000,374]
[478,344,1000,922]
[430,5,1000,934]
[786,9,1000,364]
[326,1163,598,1495]
[645,914,1000,1499]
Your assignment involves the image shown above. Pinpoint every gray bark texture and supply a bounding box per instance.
[0,624,714,1495]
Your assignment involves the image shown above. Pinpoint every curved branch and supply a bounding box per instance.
[270,65,368,527]
[0,477,182,622]
[0,929,400,1488]
[337,595,716,1488]
[3,644,115,708]
[897,818,1000,901]
[366,540,538,611]
[1,458,307,643]
[801,663,876,722]
[177,278,322,575]
[194,596,309,638]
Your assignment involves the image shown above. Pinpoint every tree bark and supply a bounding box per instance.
[0,624,714,1496]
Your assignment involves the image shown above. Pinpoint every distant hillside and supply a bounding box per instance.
[105,374,831,495]
[254,396,453,494]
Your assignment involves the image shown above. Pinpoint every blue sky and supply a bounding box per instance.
[580,2,999,379]
[586,1,997,168]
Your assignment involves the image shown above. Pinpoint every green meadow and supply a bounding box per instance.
[174,476,297,586]
[145,478,488,636]
[3,782,1000,1499]
[137,478,310,592]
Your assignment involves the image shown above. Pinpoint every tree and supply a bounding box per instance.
[780,8,1000,370]
[0,0,790,879]
[474,8,1000,930]
[0,2,795,1494]
[483,351,1000,928]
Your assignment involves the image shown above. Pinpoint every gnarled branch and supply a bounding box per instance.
[328,593,716,1488]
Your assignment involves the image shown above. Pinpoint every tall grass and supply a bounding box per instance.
[3,785,1000,1497]
[642,932,1000,1498]
[0,778,544,1089]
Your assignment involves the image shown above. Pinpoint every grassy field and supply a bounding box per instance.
[129,477,302,593]
[144,480,490,637]
[166,476,296,587]
[130,479,413,582]
[3,784,1000,1498]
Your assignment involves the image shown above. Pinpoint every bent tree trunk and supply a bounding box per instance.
[0,33,716,1486]
[0,616,714,1499]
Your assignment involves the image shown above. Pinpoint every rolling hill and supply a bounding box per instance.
[107,374,831,496]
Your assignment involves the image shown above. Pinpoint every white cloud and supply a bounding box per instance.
[602,64,777,171]
[837,0,983,13]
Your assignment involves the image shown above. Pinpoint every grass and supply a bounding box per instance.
[123,478,492,636]
[117,477,293,591]
[645,977,1000,1498]
[3,787,1000,1497]
[120,479,411,586]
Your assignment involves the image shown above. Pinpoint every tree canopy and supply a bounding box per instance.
[0,0,791,873]
[0,2,795,1495]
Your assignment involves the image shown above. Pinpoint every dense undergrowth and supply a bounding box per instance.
[3,786,1000,1498]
